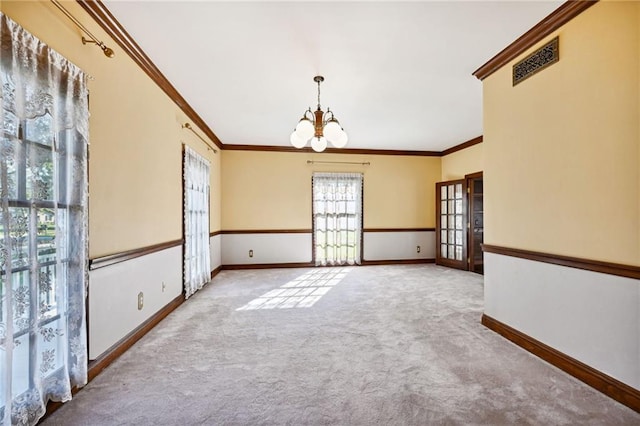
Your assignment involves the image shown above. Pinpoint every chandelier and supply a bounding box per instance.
[290,76,348,152]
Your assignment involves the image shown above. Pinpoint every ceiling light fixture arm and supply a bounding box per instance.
[290,75,348,152]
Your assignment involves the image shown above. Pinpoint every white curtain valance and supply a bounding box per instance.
[1,13,89,141]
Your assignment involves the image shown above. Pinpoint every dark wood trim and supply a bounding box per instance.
[363,228,435,233]
[77,1,222,149]
[482,244,640,280]
[466,173,484,275]
[76,2,481,156]
[210,265,222,280]
[209,230,222,237]
[222,262,314,270]
[481,314,640,413]
[89,239,183,270]
[44,294,185,420]
[220,229,312,235]
[472,0,598,81]
[441,136,483,156]
[223,144,441,157]
[464,171,483,179]
[88,294,184,375]
[361,258,435,266]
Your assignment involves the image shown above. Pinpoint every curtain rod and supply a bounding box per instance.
[50,0,115,58]
[307,160,370,166]
[182,123,218,153]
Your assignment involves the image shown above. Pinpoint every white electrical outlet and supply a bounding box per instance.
[417,246,421,253]
[137,292,144,310]
[249,249,254,258]
[162,282,166,292]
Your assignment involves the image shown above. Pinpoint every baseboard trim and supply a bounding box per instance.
[222,262,314,270]
[88,294,184,378]
[43,294,185,421]
[481,314,640,413]
[361,258,435,266]
[211,265,222,279]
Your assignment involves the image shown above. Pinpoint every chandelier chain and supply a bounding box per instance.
[317,78,321,110]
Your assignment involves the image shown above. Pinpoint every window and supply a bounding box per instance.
[183,145,210,299]
[312,173,363,266]
[1,13,88,424]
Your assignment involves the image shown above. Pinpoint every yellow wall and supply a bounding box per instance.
[483,0,640,265]
[1,1,222,258]
[221,151,441,230]
[441,143,483,181]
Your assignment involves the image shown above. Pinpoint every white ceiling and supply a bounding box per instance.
[103,1,562,152]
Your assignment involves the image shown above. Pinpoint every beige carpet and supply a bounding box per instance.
[43,265,639,425]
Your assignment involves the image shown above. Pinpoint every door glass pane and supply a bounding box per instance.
[441,230,447,243]
[441,244,447,257]
[448,215,454,229]
[455,246,462,260]
[448,245,455,259]
[455,230,463,245]
[455,184,462,198]
[448,200,454,214]
[448,185,454,199]
[455,199,462,214]
[441,185,447,199]
[441,200,447,214]
[455,215,462,230]
[441,215,447,229]
[448,230,454,244]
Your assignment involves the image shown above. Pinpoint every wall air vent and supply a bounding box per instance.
[513,37,559,86]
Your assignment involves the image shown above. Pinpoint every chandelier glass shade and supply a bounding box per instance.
[290,76,348,152]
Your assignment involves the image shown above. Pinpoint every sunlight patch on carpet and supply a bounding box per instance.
[236,267,351,310]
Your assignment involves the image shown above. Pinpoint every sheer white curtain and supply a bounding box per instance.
[313,173,363,266]
[0,13,89,426]
[183,146,210,299]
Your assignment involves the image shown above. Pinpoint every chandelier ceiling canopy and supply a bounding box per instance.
[290,76,348,152]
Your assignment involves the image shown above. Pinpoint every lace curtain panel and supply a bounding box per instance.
[0,13,89,426]
[183,146,210,299]
[313,173,363,266]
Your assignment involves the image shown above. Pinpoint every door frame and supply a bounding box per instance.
[465,171,483,274]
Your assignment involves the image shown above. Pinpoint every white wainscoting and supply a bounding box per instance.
[88,245,182,360]
[484,252,640,390]
[210,233,222,271]
[363,231,436,261]
[221,233,313,265]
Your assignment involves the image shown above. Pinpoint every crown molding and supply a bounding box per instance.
[77,0,223,149]
[473,0,598,81]
[79,1,482,157]
[441,136,483,156]
[223,144,443,157]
